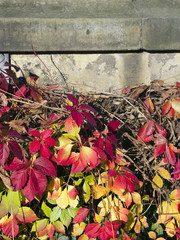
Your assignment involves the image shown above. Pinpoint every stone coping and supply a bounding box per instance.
[0,0,180,52]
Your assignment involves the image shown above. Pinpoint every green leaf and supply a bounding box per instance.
[41,201,52,218]
[156,224,163,235]
[32,218,48,232]
[85,175,94,185]
[67,207,78,218]
[60,209,71,227]
[74,178,83,186]
[7,190,21,215]
[0,194,9,218]
[50,206,61,222]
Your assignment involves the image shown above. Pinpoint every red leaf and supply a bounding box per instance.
[29,140,41,153]
[105,138,114,161]
[154,144,166,157]
[144,97,154,113]
[2,215,19,237]
[33,157,57,177]
[107,120,121,132]
[113,175,127,191]
[155,122,167,137]
[67,94,79,108]
[40,143,51,158]
[71,110,84,127]
[99,226,109,240]
[15,84,29,98]
[0,142,9,165]
[56,144,73,165]
[108,169,118,177]
[126,177,135,192]
[8,140,22,159]
[85,223,101,238]
[82,111,97,127]
[162,100,172,116]
[7,130,25,141]
[11,168,28,190]
[68,187,79,199]
[29,130,41,138]
[72,208,90,223]
[44,137,56,146]
[105,222,119,238]
[176,82,180,87]
[145,120,154,136]
[4,157,28,171]
[71,157,85,175]
[41,129,53,139]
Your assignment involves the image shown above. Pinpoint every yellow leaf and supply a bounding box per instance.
[92,185,107,199]
[56,188,69,209]
[78,234,89,240]
[132,192,141,204]
[94,213,104,223]
[158,168,171,180]
[157,201,172,223]
[165,218,176,237]
[152,174,163,189]
[140,216,149,228]
[148,231,156,239]
[72,222,86,236]
[170,189,180,200]
[69,195,79,208]
[172,98,180,113]
[56,137,72,149]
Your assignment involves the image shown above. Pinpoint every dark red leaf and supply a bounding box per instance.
[82,111,97,127]
[63,105,75,111]
[29,130,41,138]
[67,94,79,108]
[71,110,84,127]
[4,157,28,171]
[15,84,29,98]
[108,169,118,177]
[7,130,25,141]
[72,208,90,223]
[0,142,9,166]
[8,140,22,159]
[79,104,97,113]
[11,168,28,190]
[107,120,121,132]
[33,157,56,177]
[105,138,114,161]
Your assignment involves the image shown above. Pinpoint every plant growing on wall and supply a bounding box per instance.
[0,63,179,239]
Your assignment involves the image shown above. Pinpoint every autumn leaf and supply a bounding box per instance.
[73,208,90,224]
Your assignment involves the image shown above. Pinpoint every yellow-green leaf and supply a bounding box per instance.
[152,174,163,189]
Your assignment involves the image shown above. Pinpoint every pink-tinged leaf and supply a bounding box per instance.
[4,157,28,171]
[169,143,180,153]
[68,186,79,200]
[71,158,86,175]
[155,122,167,137]
[82,111,97,127]
[29,130,41,138]
[145,120,155,136]
[34,157,56,177]
[8,140,22,159]
[16,207,39,223]
[53,221,65,235]
[2,215,19,237]
[165,145,176,165]
[41,129,53,139]
[0,142,9,166]
[15,84,29,98]
[113,175,127,192]
[67,94,79,108]
[11,168,28,190]
[80,146,98,168]
[40,113,62,126]
[162,100,172,116]
[108,169,118,177]
[154,144,166,157]
[154,134,167,145]
[57,144,73,165]
[29,140,41,153]
[107,120,121,132]
[107,133,118,147]
[46,223,54,240]
[73,208,90,223]
[144,97,154,113]
[85,223,101,238]
[172,159,180,175]
[40,143,51,159]
[105,138,114,161]
[64,117,80,136]
[99,226,109,240]
[44,137,56,146]
[71,110,84,127]
[92,146,107,159]
[79,104,97,113]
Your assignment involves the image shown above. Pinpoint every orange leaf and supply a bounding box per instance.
[170,189,180,200]
[162,100,172,116]
[65,117,80,136]
[134,219,141,234]
[92,185,107,199]
[148,231,156,239]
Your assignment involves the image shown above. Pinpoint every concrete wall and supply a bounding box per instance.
[11,53,180,93]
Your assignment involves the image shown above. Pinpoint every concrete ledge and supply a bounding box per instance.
[1,0,180,52]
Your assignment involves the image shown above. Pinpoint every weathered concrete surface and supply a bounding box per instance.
[11,53,180,93]
[1,0,180,51]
